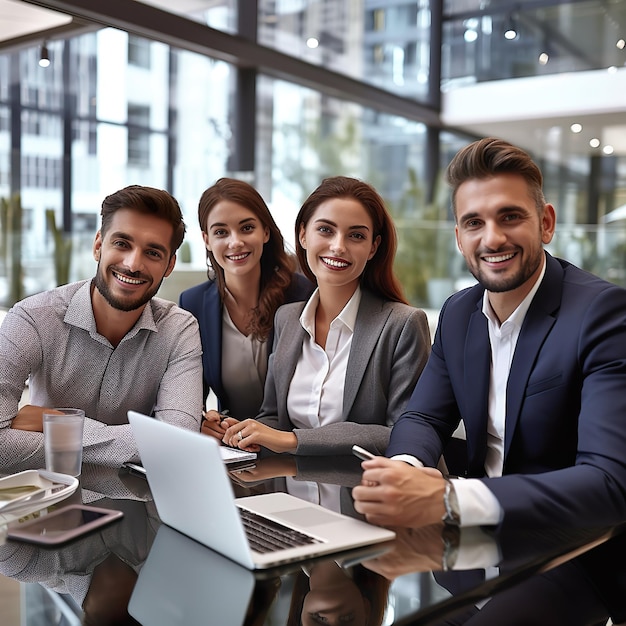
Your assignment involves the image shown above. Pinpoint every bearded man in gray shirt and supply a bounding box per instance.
[0,185,203,469]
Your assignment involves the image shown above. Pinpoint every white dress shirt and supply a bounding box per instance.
[286,287,361,429]
[285,287,361,507]
[456,258,546,525]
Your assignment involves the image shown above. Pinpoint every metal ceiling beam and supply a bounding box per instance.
[19,0,441,127]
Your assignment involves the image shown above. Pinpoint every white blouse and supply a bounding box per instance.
[286,287,362,429]
[221,306,268,419]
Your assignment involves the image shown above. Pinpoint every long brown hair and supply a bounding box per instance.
[198,178,296,340]
[286,564,391,626]
[295,176,407,304]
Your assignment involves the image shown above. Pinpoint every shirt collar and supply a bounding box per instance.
[482,254,547,329]
[299,286,362,338]
[64,279,158,338]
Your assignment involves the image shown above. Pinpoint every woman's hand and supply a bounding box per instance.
[222,419,298,454]
[230,456,297,482]
[201,410,234,440]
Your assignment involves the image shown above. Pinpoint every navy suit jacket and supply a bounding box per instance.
[179,272,314,411]
[387,253,626,528]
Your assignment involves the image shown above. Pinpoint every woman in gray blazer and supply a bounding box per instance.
[219,176,431,456]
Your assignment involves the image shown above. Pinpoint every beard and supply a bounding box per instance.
[93,262,163,312]
[466,249,543,294]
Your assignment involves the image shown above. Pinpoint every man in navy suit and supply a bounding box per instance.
[353,137,626,624]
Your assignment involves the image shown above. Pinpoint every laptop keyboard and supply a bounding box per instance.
[238,507,322,553]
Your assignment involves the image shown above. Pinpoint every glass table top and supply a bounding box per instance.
[1,457,624,625]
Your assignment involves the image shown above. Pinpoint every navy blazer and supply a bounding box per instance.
[387,253,626,528]
[179,272,314,411]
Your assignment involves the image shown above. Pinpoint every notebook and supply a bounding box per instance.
[128,410,395,569]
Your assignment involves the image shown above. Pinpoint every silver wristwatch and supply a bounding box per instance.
[442,479,461,526]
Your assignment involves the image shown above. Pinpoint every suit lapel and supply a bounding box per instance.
[204,284,225,402]
[504,254,561,460]
[274,304,307,417]
[464,303,491,476]
[343,291,388,418]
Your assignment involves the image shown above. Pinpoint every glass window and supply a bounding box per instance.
[127,104,151,166]
[128,35,151,68]
[0,5,624,310]
[258,0,432,101]
[443,0,626,83]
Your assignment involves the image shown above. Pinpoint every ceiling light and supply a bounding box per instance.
[464,29,478,43]
[603,145,614,155]
[570,123,582,133]
[538,52,549,65]
[504,15,518,40]
[39,42,50,68]
[617,39,625,50]
[589,138,600,148]
[306,38,319,49]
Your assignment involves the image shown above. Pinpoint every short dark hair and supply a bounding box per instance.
[100,185,186,256]
[446,137,546,218]
[295,176,407,304]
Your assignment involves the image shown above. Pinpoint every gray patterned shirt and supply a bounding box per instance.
[0,280,203,468]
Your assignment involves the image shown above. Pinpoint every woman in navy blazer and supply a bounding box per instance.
[219,177,431,455]
[179,179,313,431]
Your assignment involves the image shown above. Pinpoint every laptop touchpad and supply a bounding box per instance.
[275,507,340,527]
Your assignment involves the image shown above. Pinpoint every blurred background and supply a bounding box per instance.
[1,0,625,311]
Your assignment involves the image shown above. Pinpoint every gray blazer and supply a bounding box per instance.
[256,289,431,455]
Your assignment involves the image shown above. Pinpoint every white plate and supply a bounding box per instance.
[0,469,79,518]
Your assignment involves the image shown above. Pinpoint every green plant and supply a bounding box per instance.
[46,209,72,286]
[0,194,25,306]
[277,116,360,204]
[178,240,191,264]
[386,168,454,307]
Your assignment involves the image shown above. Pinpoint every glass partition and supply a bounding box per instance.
[442,0,626,85]
[1,5,625,314]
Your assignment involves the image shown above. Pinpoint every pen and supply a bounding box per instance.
[201,409,230,422]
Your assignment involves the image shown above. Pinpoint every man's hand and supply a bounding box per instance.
[222,419,297,454]
[10,405,62,432]
[352,456,447,527]
[362,523,446,579]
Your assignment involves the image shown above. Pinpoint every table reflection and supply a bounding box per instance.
[0,458,624,626]
[289,560,390,626]
[0,465,158,625]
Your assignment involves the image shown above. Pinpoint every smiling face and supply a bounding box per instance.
[299,198,380,297]
[455,173,555,311]
[202,200,270,284]
[92,208,176,312]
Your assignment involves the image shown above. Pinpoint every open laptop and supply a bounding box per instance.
[128,411,395,569]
